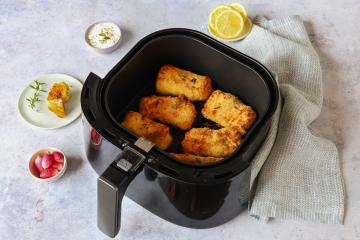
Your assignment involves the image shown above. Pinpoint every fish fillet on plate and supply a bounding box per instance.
[155,64,213,101]
[201,90,256,135]
[122,111,173,150]
[170,153,222,165]
[47,82,72,118]
[182,127,241,158]
[139,95,196,130]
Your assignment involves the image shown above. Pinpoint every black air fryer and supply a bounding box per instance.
[81,28,279,238]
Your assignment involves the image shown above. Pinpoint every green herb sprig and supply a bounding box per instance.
[26,80,46,111]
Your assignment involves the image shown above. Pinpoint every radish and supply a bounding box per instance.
[40,168,59,178]
[52,162,63,171]
[52,151,64,163]
[41,153,54,169]
[34,155,44,172]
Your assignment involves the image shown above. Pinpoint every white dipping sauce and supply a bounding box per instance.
[87,22,120,49]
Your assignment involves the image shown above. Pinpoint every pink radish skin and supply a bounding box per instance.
[34,155,44,172]
[52,151,64,163]
[40,168,59,178]
[52,162,63,171]
[41,153,54,169]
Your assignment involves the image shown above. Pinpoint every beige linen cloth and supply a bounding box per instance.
[202,15,345,224]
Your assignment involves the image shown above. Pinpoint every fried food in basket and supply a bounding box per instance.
[139,95,196,130]
[170,153,222,165]
[47,82,71,118]
[155,64,213,101]
[201,90,256,135]
[122,111,173,150]
[182,127,241,158]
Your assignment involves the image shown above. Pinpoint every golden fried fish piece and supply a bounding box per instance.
[170,153,222,165]
[201,90,256,135]
[47,82,72,118]
[122,111,173,150]
[182,127,241,158]
[155,64,213,101]
[139,95,197,130]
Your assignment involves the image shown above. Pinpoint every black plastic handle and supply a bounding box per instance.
[81,72,102,106]
[81,72,103,128]
[82,73,154,237]
[97,146,147,237]
[82,73,130,144]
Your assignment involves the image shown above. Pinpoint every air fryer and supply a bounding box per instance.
[81,28,279,238]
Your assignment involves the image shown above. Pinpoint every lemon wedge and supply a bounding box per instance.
[208,5,232,30]
[229,3,247,19]
[214,9,244,39]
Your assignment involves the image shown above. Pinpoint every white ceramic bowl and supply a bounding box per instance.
[84,21,122,53]
[28,147,67,182]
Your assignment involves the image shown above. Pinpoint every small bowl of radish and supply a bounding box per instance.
[28,147,67,182]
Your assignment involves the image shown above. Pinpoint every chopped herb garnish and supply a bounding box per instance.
[26,80,46,111]
[98,29,112,43]
[190,78,197,83]
[178,73,186,79]
[173,99,185,109]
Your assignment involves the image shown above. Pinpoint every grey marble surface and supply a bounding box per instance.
[0,0,359,239]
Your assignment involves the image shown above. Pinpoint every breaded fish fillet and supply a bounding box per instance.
[122,111,173,150]
[47,82,72,118]
[182,127,241,158]
[201,90,256,135]
[139,95,196,130]
[170,153,222,165]
[155,64,213,101]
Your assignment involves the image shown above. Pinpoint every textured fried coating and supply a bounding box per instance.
[139,95,196,130]
[155,64,213,101]
[182,127,241,158]
[201,90,256,135]
[122,111,172,150]
[170,153,222,165]
[47,82,72,118]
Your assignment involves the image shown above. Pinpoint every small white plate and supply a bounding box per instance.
[18,73,83,129]
[208,18,253,42]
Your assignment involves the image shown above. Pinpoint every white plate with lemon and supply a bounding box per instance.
[18,74,83,129]
[208,3,252,41]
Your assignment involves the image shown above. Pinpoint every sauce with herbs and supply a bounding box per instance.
[87,22,120,49]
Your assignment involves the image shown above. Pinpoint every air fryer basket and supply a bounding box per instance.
[82,28,278,183]
[81,28,279,237]
[104,36,271,156]
[105,32,275,166]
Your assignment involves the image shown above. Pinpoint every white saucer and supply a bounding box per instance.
[18,73,83,129]
[207,18,253,42]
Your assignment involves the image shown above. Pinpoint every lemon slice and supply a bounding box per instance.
[229,3,247,19]
[208,24,237,40]
[214,9,244,39]
[208,19,252,41]
[208,5,232,30]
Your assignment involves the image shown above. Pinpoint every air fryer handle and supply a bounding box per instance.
[97,146,147,238]
[83,72,102,94]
